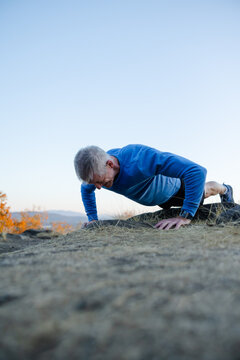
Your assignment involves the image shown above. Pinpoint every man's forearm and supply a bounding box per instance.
[81,183,98,221]
[181,165,207,217]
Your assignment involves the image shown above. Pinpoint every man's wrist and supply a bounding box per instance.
[179,209,193,220]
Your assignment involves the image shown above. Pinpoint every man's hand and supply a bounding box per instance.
[81,220,97,229]
[154,216,191,230]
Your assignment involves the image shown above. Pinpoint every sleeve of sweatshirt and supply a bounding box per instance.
[81,183,98,221]
[137,146,207,217]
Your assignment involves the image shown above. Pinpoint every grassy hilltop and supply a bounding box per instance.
[1,218,240,360]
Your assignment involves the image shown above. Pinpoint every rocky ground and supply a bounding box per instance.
[1,203,240,360]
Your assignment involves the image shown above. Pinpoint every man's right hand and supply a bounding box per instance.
[81,220,97,229]
[154,216,191,230]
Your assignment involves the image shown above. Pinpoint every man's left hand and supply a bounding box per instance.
[154,216,191,230]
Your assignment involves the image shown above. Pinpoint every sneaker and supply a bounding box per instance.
[220,184,234,204]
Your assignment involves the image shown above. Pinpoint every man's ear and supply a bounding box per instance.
[106,160,114,168]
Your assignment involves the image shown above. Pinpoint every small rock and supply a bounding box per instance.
[75,299,103,311]
[21,229,52,236]
[36,232,60,239]
[0,294,21,306]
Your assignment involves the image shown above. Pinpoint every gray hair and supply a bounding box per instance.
[74,146,111,183]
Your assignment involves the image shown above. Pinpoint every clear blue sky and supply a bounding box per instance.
[1,0,240,217]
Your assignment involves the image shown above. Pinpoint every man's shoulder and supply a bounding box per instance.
[107,144,151,155]
[107,145,160,164]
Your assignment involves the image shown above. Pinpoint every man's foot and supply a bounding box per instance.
[220,184,234,204]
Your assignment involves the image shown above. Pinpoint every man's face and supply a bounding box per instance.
[90,165,115,189]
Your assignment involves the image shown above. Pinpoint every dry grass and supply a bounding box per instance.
[1,223,240,360]
[112,209,139,220]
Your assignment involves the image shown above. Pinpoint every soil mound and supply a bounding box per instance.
[86,202,240,229]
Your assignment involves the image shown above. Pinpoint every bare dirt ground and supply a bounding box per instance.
[1,208,240,360]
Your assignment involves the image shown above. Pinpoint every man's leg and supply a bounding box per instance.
[204,181,234,203]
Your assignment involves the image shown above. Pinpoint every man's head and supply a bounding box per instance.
[74,146,118,189]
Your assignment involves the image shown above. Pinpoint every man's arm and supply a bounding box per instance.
[136,146,207,229]
[81,183,98,222]
[139,147,207,217]
[156,152,206,229]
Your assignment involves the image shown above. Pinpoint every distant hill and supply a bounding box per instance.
[47,210,87,217]
[11,210,113,227]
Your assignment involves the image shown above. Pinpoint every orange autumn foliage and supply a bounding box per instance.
[0,191,73,235]
[51,221,73,234]
[0,192,14,232]
[12,211,48,234]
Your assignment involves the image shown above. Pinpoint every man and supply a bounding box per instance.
[74,144,234,230]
